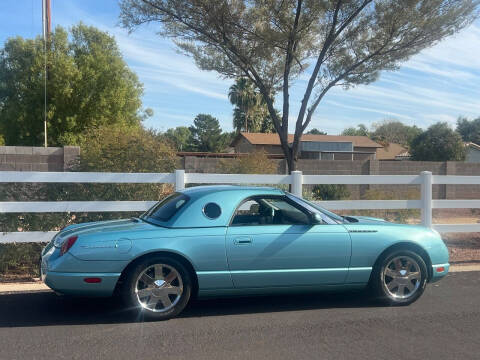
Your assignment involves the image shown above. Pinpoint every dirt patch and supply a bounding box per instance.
[442,233,480,263]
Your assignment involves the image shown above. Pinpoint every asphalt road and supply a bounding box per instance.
[1,272,479,360]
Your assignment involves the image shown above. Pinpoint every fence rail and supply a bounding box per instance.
[1,170,480,243]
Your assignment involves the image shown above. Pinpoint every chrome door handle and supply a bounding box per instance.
[233,237,252,245]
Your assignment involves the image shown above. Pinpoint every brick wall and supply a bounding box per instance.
[0,146,80,171]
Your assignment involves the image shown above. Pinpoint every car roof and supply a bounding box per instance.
[179,185,284,197]
[156,185,286,228]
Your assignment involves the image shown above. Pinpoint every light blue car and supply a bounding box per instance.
[41,185,449,320]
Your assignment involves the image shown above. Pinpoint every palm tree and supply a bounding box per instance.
[228,78,260,133]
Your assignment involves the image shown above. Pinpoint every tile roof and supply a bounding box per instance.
[235,132,383,148]
[376,143,408,160]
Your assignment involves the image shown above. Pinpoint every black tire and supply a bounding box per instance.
[370,249,427,306]
[121,256,192,320]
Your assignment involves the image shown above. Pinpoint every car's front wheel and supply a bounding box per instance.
[122,256,192,320]
[371,249,427,305]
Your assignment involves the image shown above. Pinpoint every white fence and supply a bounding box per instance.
[1,170,480,243]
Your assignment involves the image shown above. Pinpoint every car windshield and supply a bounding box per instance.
[141,192,190,222]
[285,193,344,223]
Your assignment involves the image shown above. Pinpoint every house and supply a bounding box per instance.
[231,132,383,160]
[465,142,480,163]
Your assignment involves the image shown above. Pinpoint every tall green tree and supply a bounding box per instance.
[456,116,480,144]
[0,23,148,146]
[229,78,274,133]
[371,120,422,147]
[120,0,478,173]
[410,122,465,161]
[229,78,259,132]
[189,114,228,152]
[164,126,192,151]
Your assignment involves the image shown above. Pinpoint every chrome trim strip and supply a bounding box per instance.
[197,267,372,275]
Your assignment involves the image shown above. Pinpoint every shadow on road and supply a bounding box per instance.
[0,289,380,327]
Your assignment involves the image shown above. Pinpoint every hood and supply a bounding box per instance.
[343,216,391,225]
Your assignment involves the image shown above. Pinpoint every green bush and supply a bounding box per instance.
[311,184,350,201]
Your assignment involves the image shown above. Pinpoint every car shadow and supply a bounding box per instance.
[0,289,381,328]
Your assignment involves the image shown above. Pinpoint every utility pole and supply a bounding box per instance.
[42,0,51,147]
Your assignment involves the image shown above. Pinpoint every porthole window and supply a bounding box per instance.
[203,202,221,219]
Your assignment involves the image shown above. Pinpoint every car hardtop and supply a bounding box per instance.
[178,185,285,198]
[144,185,288,228]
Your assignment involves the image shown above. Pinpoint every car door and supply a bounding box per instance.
[225,195,351,289]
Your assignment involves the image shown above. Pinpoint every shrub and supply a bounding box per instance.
[0,243,44,279]
[219,150,278,174]
[353,188,421,223]
[311,184,350,201]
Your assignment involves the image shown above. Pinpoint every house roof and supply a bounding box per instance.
[465,142,480,151]
[232,132,383,148]
[376,143,408,160]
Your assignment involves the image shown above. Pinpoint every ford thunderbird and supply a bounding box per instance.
[41,185,449,320]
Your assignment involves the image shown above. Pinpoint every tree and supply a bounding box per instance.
[229,78,259,132]
[306,128,327,135]
[189,114,228,152]
[0,23,148,146]
[456,116,480,144]
[229,78,275,133]
[341,124,369,136]
[120,0,478,173]
[164,126,192,151]
[371,120,422,147]
[410,122,466,161]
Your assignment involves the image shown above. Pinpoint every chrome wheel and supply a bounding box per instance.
[382,256,421,300]
[135,263,183,312]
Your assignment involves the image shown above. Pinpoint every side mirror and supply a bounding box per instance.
[312,213,324,225]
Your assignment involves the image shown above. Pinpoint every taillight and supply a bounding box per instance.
[60,236,78,256]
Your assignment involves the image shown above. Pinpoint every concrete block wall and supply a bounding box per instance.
[178,157,480,200]
[3,149,480,200]
[0,146,80,172]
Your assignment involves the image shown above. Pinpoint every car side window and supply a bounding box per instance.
[231,197,310,226]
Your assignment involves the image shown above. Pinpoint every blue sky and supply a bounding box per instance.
[1,1,479,135]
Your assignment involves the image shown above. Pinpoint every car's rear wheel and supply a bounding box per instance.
[122,256,192,320]
[371,249,427,305]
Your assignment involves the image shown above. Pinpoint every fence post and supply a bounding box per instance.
[291,171,303,198]
[421,171,433,228]
[175,169,185,191]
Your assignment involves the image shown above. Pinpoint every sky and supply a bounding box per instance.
[1,1,479,135]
